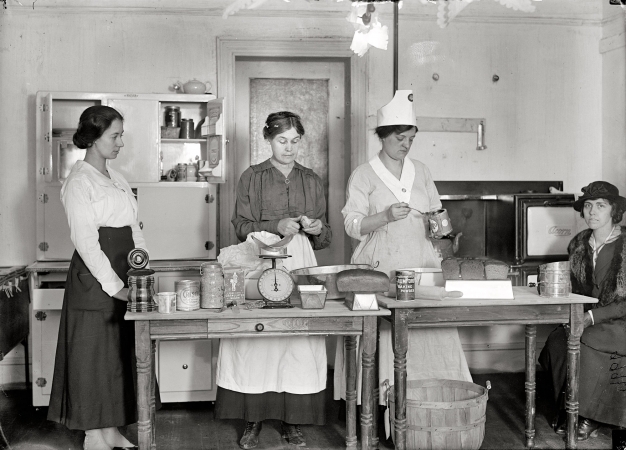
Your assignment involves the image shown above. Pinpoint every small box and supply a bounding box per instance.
[297,285,327,309]
[161,126,181,139]
[224,266,246,305]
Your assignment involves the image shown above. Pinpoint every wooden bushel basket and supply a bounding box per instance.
[388,379,489,450]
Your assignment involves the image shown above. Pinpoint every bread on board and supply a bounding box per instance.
[442,258,510,280]
[336,269,390,293]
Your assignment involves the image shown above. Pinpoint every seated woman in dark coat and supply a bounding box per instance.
[539,181,626,441]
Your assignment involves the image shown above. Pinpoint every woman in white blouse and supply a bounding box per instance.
[47,106,145,450]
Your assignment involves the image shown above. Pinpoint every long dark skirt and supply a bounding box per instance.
[48,226,137,431]
[214,387,326,425]
[539,325,626,428]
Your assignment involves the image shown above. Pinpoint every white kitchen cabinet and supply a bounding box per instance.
[27,264,219,406]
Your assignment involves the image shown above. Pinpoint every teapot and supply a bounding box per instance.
[430,232,463,260]
[173,79,212,95]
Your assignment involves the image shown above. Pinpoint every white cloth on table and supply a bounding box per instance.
[216,231,327,394]
[61,160,146,296]
[335,154,471,406]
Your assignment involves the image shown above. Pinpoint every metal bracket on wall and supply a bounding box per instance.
[416,117,487,150]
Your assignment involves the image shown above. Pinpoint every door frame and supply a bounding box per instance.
[217,37,369,250]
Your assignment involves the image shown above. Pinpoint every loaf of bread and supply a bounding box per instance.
[336,269,390,293]
[460,259,485,280]
[484,260,510,280]
[441,258,461,280]
[442,258,510,280]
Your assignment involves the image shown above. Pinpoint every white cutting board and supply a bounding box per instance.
[445,279,514,299]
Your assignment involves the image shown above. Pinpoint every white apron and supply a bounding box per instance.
[216,232,327,394]
[334,155,472,406]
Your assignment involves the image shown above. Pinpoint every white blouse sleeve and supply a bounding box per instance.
[342,167,371,241]
[62,177,124,297]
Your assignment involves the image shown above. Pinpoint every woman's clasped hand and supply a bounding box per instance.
[386,202,411,222]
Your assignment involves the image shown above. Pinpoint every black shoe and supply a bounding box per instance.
[239,421,262,449]
[551,411,566,435]
[577,417,601,441]
[281,422,306,447]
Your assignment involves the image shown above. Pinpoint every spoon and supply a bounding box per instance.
[409,207,428,215]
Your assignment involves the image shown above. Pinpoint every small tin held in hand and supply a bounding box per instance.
[396,269,416,301]
[428,209,453,238]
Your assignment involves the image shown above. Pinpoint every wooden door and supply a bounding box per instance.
[232,59,349,266]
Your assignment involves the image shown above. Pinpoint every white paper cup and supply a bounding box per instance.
[156,292,177,314]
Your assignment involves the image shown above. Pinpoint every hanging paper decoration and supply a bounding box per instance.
[346,2,389,57]
[436,0,536,28]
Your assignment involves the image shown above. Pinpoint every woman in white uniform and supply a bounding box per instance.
[336,91,471,410]
[215,111,331,449]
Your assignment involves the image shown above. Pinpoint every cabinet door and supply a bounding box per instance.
[136,187,214,260]
[31,308,61,406]
[106,98,159,182]
[41,185,75,260]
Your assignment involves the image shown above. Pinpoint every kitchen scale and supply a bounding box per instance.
[252,235,296,309]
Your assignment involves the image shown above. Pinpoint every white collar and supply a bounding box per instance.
[369,153,415,203]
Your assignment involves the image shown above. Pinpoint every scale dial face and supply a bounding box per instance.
[258,268,295,303]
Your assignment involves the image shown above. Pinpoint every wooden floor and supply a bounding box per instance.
[0,372,616,450]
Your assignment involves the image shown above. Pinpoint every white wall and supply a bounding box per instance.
[0,0,622,382]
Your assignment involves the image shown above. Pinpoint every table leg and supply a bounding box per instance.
[150,340,157,450]
[565,304,584,450]
[391,310,409,450]
[361,316,377,450]
[345,335,358,450]
[21,338,29,388]
[524,324,537,448]
[135,321,153,450]
[372,317,380,449]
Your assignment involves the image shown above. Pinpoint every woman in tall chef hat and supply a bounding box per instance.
[335,91,471,411]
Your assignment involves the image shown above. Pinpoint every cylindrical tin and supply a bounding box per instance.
[538,261,571,298]
[175,163,187,182]
[186,163,197,181]
[127,275,157,312]
[127,247,149,270]
[428,209,453,238]
[200,262,224,309]
[175,280,200,311]
[155,292,176,314]
[179,118,195,139]
[396,269,416,301]
[164,106,181,128]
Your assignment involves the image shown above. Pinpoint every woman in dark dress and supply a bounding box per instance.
[48,106,144,450]
[540,181,626,441]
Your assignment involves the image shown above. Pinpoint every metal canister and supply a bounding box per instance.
[200,262,224,309]
[179,118,195,139]
[175,280,200,311]
[396,269,415,301]
[175,163,187,182]
[164,106,181,127]
[428,209,453,238]
[127,274,157,312]
[537,261,571,298]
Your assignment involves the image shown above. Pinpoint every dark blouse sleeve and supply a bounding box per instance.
[593,301,626,324]
[309,174,332,251]
[231,168,281,242]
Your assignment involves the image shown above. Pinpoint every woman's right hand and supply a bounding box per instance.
[277,217,302,236]
[113,287,129,301]
[386,202,410,223]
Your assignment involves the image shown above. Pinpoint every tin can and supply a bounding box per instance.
[396,269,415,301]
[180,118,195,139]
[155,292,176,314]
[175,163,187,182]
[164,106,181,128]
[175,280,200,311]
[428,209,453,238]
[128,275,157,312]
[200,262,224,309]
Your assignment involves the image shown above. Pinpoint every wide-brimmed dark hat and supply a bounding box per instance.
[573,181,626,211]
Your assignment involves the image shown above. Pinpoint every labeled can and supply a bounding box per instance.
[180,118,195,139]
[164,106,181,128]
[396,269,415,301]
[428,209,453,238]
[175,280,200,311]
[200,262,224,309]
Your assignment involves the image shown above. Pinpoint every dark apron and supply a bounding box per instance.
[48,226,137,430]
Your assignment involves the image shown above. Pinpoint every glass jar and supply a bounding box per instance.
[127,275,157,312]
[164,106,181,128]
[200,262,224,309]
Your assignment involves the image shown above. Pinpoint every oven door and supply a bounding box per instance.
[515,194,576,264]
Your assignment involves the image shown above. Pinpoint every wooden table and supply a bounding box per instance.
[126,301,390,450]
[377,287,598,450]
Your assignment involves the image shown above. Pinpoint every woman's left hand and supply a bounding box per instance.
[302,219,322,236]
[583,312,593,329]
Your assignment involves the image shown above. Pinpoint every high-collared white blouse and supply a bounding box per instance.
[61,160,147,297]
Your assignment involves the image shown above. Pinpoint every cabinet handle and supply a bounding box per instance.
[139,221,143,229]
[255,323,264,332]
[182,364,188,370]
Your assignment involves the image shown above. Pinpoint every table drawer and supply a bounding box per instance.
[207,317,363,334]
